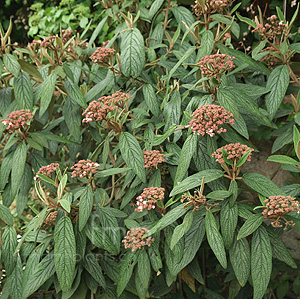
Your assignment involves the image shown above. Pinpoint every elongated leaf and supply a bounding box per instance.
[95,167,131,178]
[267,155,299,165]
[229,235,250,287]
[3,53,20,77]
[144,204,188,237]
[14,72,33,110]
[237,214,263,240]
[265,65,289,119]
[170,169,224,197]
[164,91,181,136]
[266,227,297,268]
[117,251,139,297]
[171,6,195,40]
[207,190,232,199]
[18,59,43,81]
[22,253,55,298]
[87,16,108,48]
[152,123,177,146]
[79,185,94,231]
[220,200,238,248]
[242,173,284,197]
[11,142,27,198]
[84,253,106,288]
[64,78,87,108]
[2,226,18,276]
[121,28,145,78]
[174,134,198,185]
[8,255,22,299]
[39,71,57,117]
[119,132,146,183]
[0,204,13,225]
[198,30,214,58]
[54,216,76,292]
[143,84,160,117]
[138,250,151,289]
[205,210,227,269]
[251,226,272,299]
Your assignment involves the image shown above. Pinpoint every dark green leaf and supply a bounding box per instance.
[54,216,76,292]
[267,155,299,165]
[79,185,94,231]
[18,59,43,81]
[84,253,106,288]
[14,72,33,110]
[251,226,272,299]
[64,78,87,108]
[119,132,146,183]
[39,71,57,117]
[143,84,160,117]
[237,214,263,240]
[207,190,232,200]
[2,225,18,276]
[138,250,151,289]
[95,167,131,178]
[0,204,13,225]
[3,54,20,77]
[205,210,227,269]
[198,30,214,58]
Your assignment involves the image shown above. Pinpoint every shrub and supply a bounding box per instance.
[0,0,300,298]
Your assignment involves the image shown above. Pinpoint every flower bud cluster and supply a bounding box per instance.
[2,109,34,133]
[212,143,254,164]
[189,104,235,136]
[122,227,154,251]
[37,163,60,179]
[135,187,165,212]
[82,100,117,123]
[197,54,235,78]
[98,91,131,106]
[262,195,300,228]
[193,0,234,18]
[71,159,99,178]
[143,150,166,168]
[252,15,288,40]
[181,190,207,212]
[43,211,57,227]
[89,47,116,63]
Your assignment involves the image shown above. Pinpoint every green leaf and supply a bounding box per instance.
[22,253,55,298]
[11,142,27,198]
[59,197,71,213]
[205,210,227,269]
[54,216,76,292]
[171,6,195,39]
[163,90,181,134]
[251,226,272,299]
[64,78,87,108]
[242,173,284,197]
[207,190,232,200]
[266,227,297,268]
[170,211,194,250]
[14,72,34,110]
[170,169,224,197]
[149,0,164,18]
[119,132,146,183]
[237,214,263,240]
[229,179,238,207]
[87,16,108,48]
[152,123,177,146]
[229,235,250,287]
[117,251,139,297]
[293,125,300,159]
[267,155,299,165]
[138,250,151,289]
[143,84,160,117]
[39,71,57,117]
[144,204,188,237]
[265,65,289,119]
[79,185,94,231]
[18,59,43,81]
[0,204,13,225]
[2,226,17,276]
[217,43,270,74]
[220,200,238,248]
[121,28,145,78]
[3,54,20,77]
[8,255,22,299]
[198,30,214,58]
[290,43,300,54]
[95,167,131,178]
[236,13,257,28]
[84,253,106,288]
[174,134,198,185]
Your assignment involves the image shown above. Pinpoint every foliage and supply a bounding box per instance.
[0,0,300,298]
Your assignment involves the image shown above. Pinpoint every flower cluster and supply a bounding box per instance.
[135,187,165,212]
[197,54,235,79]
[2,109,34,133]
[189,105,235,136]
[98,91,131,106]
[71,159,99,178]
[262,195,300,228]
[252,15,288,40]
[193,0,234,18]
[37,163,60,179]
[122,227,154,251]
[82,100,117,123]
[181,190,207,212]
[212,143,254,164]
[89,47,116,64]
[143,150,166,168]
[43,211,57,228]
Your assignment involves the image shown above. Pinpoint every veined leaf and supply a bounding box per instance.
[14,72,33,110]
[0,204,13,225]
[205,210,227,269]
[198,30,214,58]
[3,53,20,77]
[64,78,87,108]
[54,216,76,292]
[84,253,106,288]
[237,214,263,240]
[2,226,18,276]
[138,250,151,289]
[267,155,299,165]
[39,71,57,117]
[143,84,160,117]
[79,185,94,231]
[251,226,272,299]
